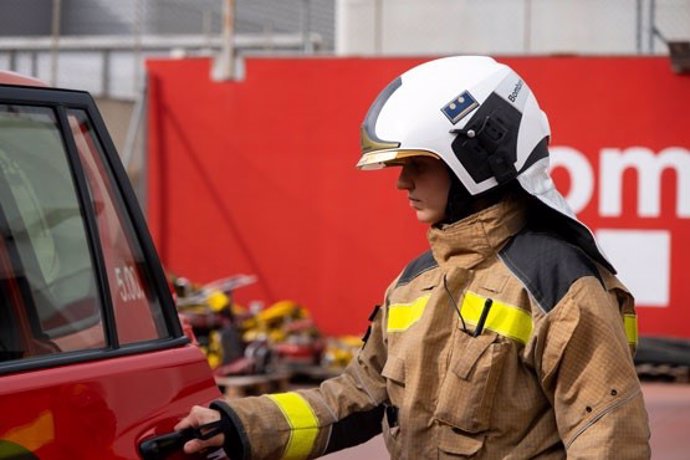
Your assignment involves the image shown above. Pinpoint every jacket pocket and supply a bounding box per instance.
[434,332,510,434]
[437,426,484,459]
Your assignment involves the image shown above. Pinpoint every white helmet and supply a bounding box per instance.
[356,56,614,272]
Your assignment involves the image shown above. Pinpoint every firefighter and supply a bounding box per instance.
[176,56,651,459]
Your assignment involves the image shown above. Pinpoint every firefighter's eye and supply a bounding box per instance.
[405,159,423,174]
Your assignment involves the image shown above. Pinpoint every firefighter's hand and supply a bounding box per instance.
[175,405,225,454]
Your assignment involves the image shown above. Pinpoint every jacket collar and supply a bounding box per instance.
[427,195,527,269]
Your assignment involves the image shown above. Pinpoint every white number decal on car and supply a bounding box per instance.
[114,265,145,302]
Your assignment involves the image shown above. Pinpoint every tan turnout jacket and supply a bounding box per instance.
[213,197,651,459]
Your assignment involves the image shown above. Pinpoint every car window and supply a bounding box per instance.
[0,104,105,360]
[67,109,168,345]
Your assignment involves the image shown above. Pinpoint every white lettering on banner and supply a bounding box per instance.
[600,147,690,218]
[550,145,690,218]
[596,229,670,307]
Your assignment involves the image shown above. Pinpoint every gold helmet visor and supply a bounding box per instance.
[356,149,441,170]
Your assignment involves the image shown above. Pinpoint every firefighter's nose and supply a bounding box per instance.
[397,165,414,191]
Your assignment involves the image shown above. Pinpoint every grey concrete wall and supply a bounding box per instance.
[94,97,147,208]
[94,97,134,156]
[335,0,690,56]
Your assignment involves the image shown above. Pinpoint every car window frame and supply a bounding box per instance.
[0,84,185,376]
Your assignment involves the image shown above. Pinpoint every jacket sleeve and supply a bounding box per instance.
[537,276,651,459]
[213,293,391,460]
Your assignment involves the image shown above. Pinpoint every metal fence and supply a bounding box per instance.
[0,0,335,43]
[0,0,688,98]
[644,0,690,52]
[0,0,334,98]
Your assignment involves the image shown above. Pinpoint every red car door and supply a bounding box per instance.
[0,80,222,459]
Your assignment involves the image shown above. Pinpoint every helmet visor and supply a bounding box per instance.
[356,149,440,170]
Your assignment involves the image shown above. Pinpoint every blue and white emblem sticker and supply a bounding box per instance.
[441,91,479,125]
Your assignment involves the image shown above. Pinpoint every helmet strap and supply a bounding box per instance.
[441,172,474,225]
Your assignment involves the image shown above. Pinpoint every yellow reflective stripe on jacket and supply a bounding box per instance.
[387,295,431,332]
[624,314,638,346]
[461,291,533,344]
[267,392,319,460]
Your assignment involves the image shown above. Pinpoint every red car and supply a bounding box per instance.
[0,72,222,459]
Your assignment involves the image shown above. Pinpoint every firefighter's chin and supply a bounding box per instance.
[413,206,444,225]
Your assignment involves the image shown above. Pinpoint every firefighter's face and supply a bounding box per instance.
[396,157,450,225]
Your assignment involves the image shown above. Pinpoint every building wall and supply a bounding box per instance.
[335,0,690,55]
[95,98,135,156]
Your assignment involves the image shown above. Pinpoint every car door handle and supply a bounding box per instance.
[139,420,225,459]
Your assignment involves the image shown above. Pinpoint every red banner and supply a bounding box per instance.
[147,57,690,336]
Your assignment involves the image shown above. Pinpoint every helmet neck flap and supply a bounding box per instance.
[441,167,518,226]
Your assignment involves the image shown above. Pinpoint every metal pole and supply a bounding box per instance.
[50,0,61,86]
[302,0,313,53]
[134,0,143,91]
[263,21,275,52]
[31,52,38,76]
[212,0,235,80]
[374,0,383,54]
[223,0,235,76]
[203,8,212,53]
[102,50,111,97]
[636,0,643,54]
[523,0,532,54]
[648,0,656,53]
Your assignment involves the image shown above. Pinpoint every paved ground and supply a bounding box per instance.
[322,382,690,459]
[642,382,690,459]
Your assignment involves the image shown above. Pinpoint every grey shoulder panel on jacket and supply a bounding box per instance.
[499,228,603,313]
[395,250,438,288]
